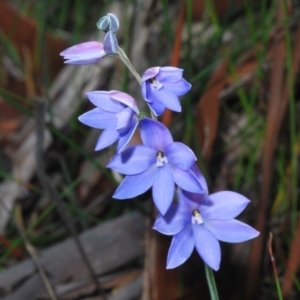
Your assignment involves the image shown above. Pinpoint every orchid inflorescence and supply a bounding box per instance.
[61,13,259,273]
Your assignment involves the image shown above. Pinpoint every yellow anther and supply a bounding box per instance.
[157,151,164,159]
[192,209,200,217]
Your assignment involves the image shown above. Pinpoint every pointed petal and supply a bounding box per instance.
[141,82,150,101]
[107,145,156,175]
[153,204,190,235]
[103,31,118,55]
[171,166,205,194]
[140,118,173,151]
[193,224,221,271]
[167,225,194,269]
[86,91,124,112]
[166,142,196,171]
[178,189,205,211]
[205,219,259,243]
[200,191,250,220]
[156,67,183,82]
[141,67,160,82]
[78,108,116,129]
[109,91,139,115]
[163,79,191,96]
[95,126,119,151]
[191,164,209,194]
[116,119,139,153]
[152,165,175,215]
[141,82,166,116]
[151,88,181,112]
[60,42,106,64]
[112,166,156,199]
[147,98,166,116]
[116,107,133,134]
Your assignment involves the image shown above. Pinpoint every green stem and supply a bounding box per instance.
[117,47,141,84]
[116,46,157,120]
[204,264,220,300]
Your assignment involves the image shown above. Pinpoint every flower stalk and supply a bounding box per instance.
[116,47,157,120]
[205,264,220,300]
[117,47,142,84]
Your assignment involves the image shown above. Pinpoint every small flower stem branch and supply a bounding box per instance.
[268,233,283,300]
[204,264,220,300]
[117,47,141,84]
[116,47,157,120]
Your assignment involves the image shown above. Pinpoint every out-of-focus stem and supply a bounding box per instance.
[204,264,219,300]
[117,47,141,84]
[116,47,157,120]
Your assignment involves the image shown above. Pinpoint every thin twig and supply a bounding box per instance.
[15,204,58,300]
[34,97,106,299]
[268,233,283,300]
[0,201,58,300]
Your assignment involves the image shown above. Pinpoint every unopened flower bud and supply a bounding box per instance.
[96,13,119,33]
[103,31,118,55]
[107,13,119,33]
[97,15,110,32]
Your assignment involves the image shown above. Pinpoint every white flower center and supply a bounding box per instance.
[156,151,168,167]
[149,77,163,90]
[191,209,204,225]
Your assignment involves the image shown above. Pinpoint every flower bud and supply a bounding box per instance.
[96,13,119,33]
[103,31,118,55]
[107,13,119,33]
[96,15,110,32]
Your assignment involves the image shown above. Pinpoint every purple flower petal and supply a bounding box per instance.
[116,118,139,153]
[109,91,139,115]
[60,41,106,65]
[171,166,205,194]
[205,219,259,243]
[167,225,194,269]
[152,165,175,215]
[191,164,208,194]
[78,108,116,129]
[86,91,124,113]
[116,107,133,134]
[151,88,181,112]
[178,189,204,211]
[166,142,196,171]
[200,191,250,220]
[140,118,173,151]
[143,84,166,115]
[107,145,156,175]
[153,204,190,235]
[103,31,118,55]
[193,224,221,271]
[142,67,160,82]
[142,80,164,111]
[163,79,192,96]
[141,82,150,102]
[112,166,156,199]
[156,67,184,82]
[95,126,119,151]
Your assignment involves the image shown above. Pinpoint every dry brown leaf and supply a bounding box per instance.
[196,61,227,161]
[245,2,300,298]
[0,1,66,79]
[282,218,300,296]
[280,21,300,298]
